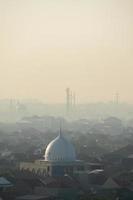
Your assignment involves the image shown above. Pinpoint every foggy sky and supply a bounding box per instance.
[1,0,133,103]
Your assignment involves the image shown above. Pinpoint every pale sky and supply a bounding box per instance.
[0,0,133,103]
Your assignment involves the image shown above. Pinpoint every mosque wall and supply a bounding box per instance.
[20,162,50,175]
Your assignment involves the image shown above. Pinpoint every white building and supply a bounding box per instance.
[20,132,85,177]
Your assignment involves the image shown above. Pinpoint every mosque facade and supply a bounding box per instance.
[20,132,86,177]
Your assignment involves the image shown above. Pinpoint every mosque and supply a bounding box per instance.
[20,131,86,177]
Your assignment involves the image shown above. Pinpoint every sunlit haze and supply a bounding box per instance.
[1,0,133,103]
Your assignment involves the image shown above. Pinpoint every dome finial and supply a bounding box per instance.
[59,120,62,137]
[44,126,76,162]
[59,123,62,137]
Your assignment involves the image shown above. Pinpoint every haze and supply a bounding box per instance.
[1,0,133,103]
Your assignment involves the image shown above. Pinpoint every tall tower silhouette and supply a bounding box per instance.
[66,88,71,112]
[114,92,119,104]
[73,92,76,107]
[66,88,76,113]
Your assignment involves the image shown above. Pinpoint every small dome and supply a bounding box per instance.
[44,133,76,162]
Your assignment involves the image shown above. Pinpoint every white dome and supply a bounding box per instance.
[44,134,76,162]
